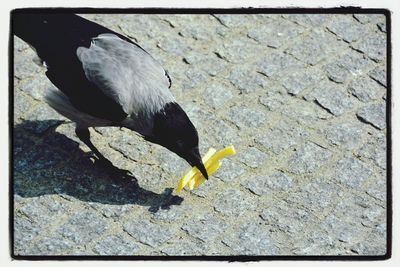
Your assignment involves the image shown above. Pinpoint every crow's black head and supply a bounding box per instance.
[146,102,208,179]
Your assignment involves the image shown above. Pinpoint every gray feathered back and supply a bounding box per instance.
[77,33,175,118]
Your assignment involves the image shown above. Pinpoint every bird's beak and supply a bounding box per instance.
[186,147,209,180]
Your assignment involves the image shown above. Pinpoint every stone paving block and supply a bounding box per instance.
[181,102,216,130]
[356,103,386,129]
[228,65,270,94]
[280,67,324,95]
[93,234,140,255]
[14,216,42,254]
[353,14,383,24]
[366,177,386,202]
[323,122,367,150]
[332,194,386,228]
[161,240,207,256]
[320,214,364,244]
[368,65,387,87]
[323,50,374,83]
[191,177,221,198]
[259,91,291,111]
[257,52,304,78]
[237,146,268,168]
[287,142,333,174]
[213,188,257,216]
[348,76,385,102]
[20,76,53,101]
[203,83,233,108]
[248,19,304,48]
[285,28,347,65]
[214,37,265,63]
[291,229,338,255]
[182,213,228,243]
[222,222,278,255]
[350,224,386,255]
[182,67,208,91]
[308,81,354,116]
[260,200,315,235]
[281,98,333,126]
[109,132,152,162]
[56,209,109,245]
[286,178,344,214]
[352,32,386,62]
[243,172,294,196]
[14,91,35,120]
[214,158,245,182]
[152,204,192,223]
[358,132,386,169]
[377,21,386,33]
[332,157,373,188]
[123,219,175,248]
[326,15,369,43]
[14,52,43,80]
[14,144,66,173]
[204,119,241,147]
[255,120,309,154]
[282,14,331,27]
[22,105,64,134]
[157,36,191,56]
[226,105,268,130]
[212,14,250,28]
[25,236,75,255]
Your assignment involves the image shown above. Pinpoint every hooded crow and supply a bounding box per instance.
[13,13,209,179]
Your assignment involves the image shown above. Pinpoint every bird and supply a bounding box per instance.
[13,12,209,180]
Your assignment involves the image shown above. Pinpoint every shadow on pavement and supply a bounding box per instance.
[12,120,183,213]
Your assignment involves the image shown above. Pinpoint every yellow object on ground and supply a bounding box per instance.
[175,145,236,193]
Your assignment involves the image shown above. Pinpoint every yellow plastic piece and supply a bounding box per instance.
[175,145,236,193]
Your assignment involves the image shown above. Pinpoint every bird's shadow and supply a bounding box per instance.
[12,120,183,213]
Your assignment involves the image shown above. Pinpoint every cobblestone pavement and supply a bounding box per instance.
[13,13,388,256]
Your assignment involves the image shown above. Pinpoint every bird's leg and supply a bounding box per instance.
[75,126,132,177]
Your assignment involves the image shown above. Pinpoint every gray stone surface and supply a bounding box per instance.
[244,172,294,196]
[203,83,233,108]
[93,234,140,255]
[352,33,386,62]
[369,66,387,87]
[287,142,333,174]
[332,157,373,188]
[281,67,324,95]
[237,146,268,168]
[358,132,386,169]
[260,200,315,235]
[348,76,385,102]
[248,19,304,48]
[228,65,270,94]
[222,222,279,255]
[13,14,387,256]
[285,28,346,65]
[123,219,175,247]
[327,15,369,43]
[357,103,386,129]
[255,120,309,154]
[226,106,268,130]
[308,81,354,116]
[286,178,344,214]
[213,188,257,216]
[323,122,366,150]
[323,50,374,83]
[182,213,228,242]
